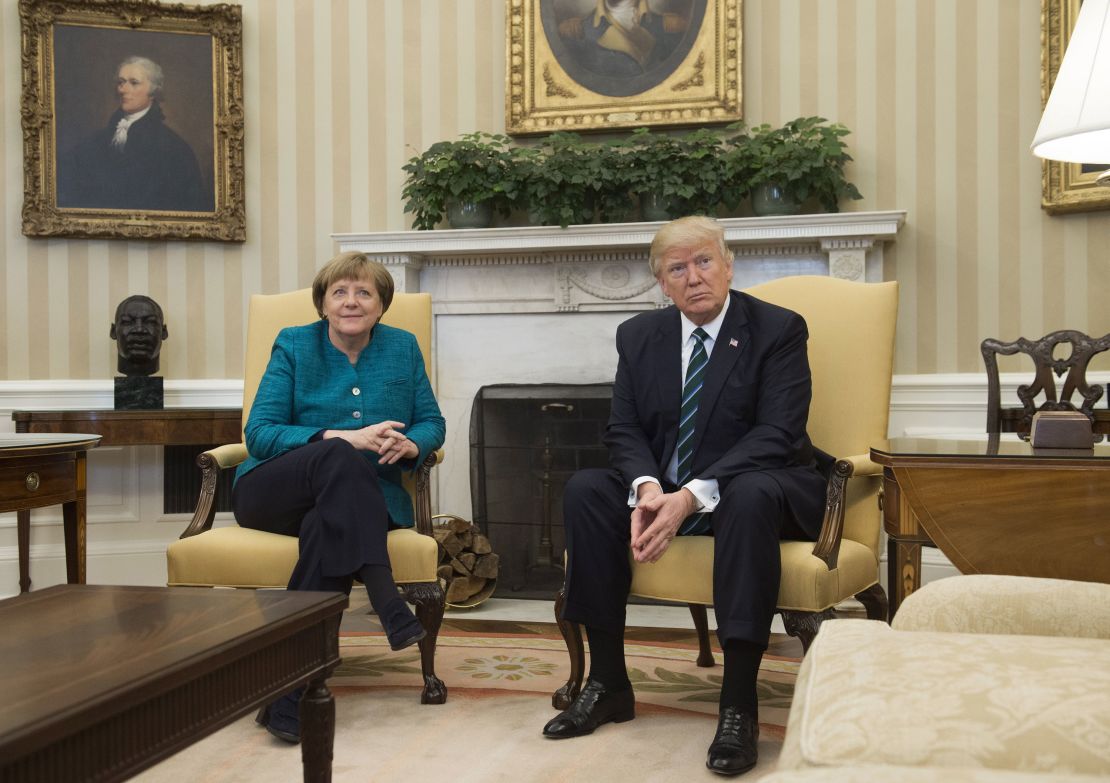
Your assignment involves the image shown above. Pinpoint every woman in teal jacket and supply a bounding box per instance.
[233,251,445,743]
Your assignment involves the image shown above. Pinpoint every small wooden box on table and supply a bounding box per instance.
[0,585,346,782]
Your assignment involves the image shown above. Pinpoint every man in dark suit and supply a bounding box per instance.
[542,216,827,776]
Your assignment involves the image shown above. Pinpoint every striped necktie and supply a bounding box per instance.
[677,328,711,536]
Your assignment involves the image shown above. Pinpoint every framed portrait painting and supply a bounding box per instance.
[1041,0,1110,214]
[19,0,245,241]
[506,0,742,135]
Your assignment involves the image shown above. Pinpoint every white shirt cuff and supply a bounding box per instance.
[683,478,720,512]
[628,476,661,507]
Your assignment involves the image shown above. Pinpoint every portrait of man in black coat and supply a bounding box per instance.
[56,55,213,213]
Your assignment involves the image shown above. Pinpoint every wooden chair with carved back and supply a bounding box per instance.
[981,330,1110,441]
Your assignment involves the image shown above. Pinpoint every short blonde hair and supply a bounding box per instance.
[311,252,394,317]
[648,215,733,277]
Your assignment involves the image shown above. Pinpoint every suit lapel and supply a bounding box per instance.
[655,309,683,467]
[692,291,750,455]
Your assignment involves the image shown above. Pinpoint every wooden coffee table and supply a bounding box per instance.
[0,585,347,782]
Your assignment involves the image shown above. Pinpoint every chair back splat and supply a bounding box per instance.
[981,329,1110,438]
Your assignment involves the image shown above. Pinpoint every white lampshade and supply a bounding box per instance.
[1031,0,1110,163]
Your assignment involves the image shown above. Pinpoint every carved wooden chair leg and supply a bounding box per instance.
[552,588,584,710]
[854,583,890,623]
[779,608,836,653]
[403,581,447,705]
[687,603,716,667]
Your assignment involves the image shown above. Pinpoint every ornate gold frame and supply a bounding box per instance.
[1041,0,1110,214]
[20,0,245,241]
[506,0,741,135]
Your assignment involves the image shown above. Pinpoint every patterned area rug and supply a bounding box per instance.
[335,630,799,739]
[135,627,799,783]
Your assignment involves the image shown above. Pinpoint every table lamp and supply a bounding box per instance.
[1031,0,1110,182]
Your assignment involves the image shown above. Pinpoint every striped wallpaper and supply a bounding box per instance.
[1,0,1107,380]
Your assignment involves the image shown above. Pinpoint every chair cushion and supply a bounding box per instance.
[166,526,439,588]
[778,620,1110,776]
[628,537,878,612]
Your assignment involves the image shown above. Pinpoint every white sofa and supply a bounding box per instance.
[764,575,1110,782]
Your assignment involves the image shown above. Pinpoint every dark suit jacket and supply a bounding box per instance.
[604,289,826,537]
[57,102,211,212]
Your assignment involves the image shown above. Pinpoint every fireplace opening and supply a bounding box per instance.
[469,383,613,600]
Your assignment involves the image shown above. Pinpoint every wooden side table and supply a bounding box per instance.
[0,434,100,593]
[13,407,243,514]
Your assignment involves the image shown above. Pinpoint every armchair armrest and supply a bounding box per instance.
[808,452,875,570]
[179,443,248,539]
[412,449,445,536]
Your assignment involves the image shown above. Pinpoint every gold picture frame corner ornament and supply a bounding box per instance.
[1040,0,1110,215]
[506,0,741,136]
[19,0,245,241]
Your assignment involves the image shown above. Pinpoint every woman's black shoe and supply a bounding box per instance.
[387,622,427,651]
[542,678,635,738]
[260,690,301,744]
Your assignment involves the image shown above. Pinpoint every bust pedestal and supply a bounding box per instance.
[114,376,164,410]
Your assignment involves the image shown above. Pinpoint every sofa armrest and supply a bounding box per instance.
[891,574,1110,638]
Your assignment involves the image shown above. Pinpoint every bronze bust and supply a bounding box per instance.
[110,295,168,377]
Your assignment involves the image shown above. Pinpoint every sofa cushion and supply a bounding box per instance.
[779,620,1110,777]
[892,574,1110,639]
[762,764,1100,782]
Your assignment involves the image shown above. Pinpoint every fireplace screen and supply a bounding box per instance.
[470,383,613,599]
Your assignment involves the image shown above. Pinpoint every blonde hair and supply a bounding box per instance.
[311,252,394,317]
[648,215,733,277]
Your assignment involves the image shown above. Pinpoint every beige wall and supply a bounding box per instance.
[1,0,1107,381]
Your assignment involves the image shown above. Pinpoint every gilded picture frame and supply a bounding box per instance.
[1041,0,1110,214]
[19,0,245,241]
[506,0,741,135]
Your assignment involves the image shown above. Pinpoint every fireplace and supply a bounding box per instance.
[469,383,612,599]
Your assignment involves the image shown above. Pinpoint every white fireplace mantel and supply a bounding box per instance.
[334,210,906,315]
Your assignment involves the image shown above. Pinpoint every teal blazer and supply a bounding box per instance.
[236,319,446,527]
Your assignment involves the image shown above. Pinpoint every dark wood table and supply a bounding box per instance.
[12,409,244,575]
[0,585,346,782]
[1,434,101,593]
[872,434,1110,619]
[11,408,242,447]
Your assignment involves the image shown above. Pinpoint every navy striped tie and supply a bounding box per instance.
[677,328,711,536]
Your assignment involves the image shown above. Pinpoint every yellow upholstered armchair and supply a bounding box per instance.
[553,276,899,708]
[166,288,447,704]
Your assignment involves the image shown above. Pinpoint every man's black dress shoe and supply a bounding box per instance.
[542,678,635,739]
[706,706,759,776]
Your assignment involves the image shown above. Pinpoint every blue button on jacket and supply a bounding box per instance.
[236,319,446,528]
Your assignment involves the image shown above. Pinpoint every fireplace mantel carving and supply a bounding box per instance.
[334,211,906,314]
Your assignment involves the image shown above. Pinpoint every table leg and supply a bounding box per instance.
[62,451,88,585]
[887,536,922,621]
[67,451,88,584]
[300,676,334,783]
[17,509,31,593]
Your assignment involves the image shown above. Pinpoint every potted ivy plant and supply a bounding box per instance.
[401,132,515,229]
[735,117,863,216]
[509,132,596,228]
[622,128,729,221]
